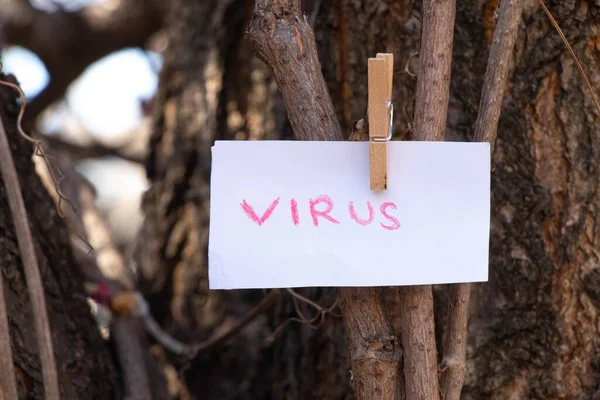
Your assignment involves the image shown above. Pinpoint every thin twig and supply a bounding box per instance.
[0,87,61,399]
[142,289,295,358]
[439,284,471,400]
[403,52,419,78]
[286,288,325,311]
[442,2,523,399]
[189,289,282,356]
[266,293,340,344]
[535,0,600,117]
[42,134,146,164]
[473,0,524,145]
[0,259,18,400]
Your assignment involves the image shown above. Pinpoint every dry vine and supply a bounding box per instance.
[536,0,600,116]
[0,77,92,251]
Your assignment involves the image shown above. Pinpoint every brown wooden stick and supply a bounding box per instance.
[398,286,438,399]
[0,101,60,399]
[440,1,523,399]
[412,0,456,142]
[438,284,470,400]
[247,2,401,398]
[246,0,343,141]
[400,0,456,398]
[473,0,524,145]
[339,288,402,399]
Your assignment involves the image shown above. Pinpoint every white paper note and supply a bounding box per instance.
[209,141,490,289]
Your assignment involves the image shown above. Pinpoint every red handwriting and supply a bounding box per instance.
[380,202,401,230]
[309,195,340,226]
[291,198,299,226]
[241,197,280,226]
[240,195,400,230]
[348,201,374,226]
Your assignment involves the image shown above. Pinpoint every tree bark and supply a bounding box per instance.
[246,0,343,141]
[439,2,523,399]
[139,0,600,398]
[339,288,402,399]
[455,0,600,397]
[139,1,351,399]
[0,77,118,398]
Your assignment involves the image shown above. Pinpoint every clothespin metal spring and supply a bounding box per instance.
[371,101,393,143]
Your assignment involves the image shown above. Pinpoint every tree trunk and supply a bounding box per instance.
[0,77,118,398]
[456,1,600,398]
[140,0,600,399]
[139,0,350,398]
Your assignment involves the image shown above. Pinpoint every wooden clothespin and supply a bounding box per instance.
[368,53,393,191]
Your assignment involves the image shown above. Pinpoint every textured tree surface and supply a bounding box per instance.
[138,0,350,398]
[3,0,597,399]
[138,0,600,398]
[0,78,118,398]
[460,1,600,397]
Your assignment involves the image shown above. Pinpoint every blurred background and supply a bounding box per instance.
[3,0,159,250]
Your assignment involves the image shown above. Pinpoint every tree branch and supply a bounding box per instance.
[42,135,146,164]
[0,79,60,399]
[1,0,165,121]
[339,288,402,399]
[188,289,282,355]
[440,1,524,399]
[472,0,524,145]
[439,284,470,400]
[412,0,456,142]
[246,0,343,141]
[400,0,456,398]
[112,317,152,400]
[247,2,400,399]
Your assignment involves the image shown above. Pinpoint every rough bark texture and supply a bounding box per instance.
[398,286,439,400]
[248,2,404,398]
[246,0,344,141]
[140,0,600,399]
[439,283,470,400]
[460,0,600,397]
[339,288,402,400]
[317,0,600,397]
[139,1,350,399]
[413,0,456,142]
[0,77,118,398]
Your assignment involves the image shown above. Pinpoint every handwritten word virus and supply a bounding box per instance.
[240,195,400,230]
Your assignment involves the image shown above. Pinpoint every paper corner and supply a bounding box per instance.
[208,251,232,290]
